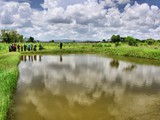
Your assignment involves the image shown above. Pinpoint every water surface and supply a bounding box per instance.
[14,54,160,120]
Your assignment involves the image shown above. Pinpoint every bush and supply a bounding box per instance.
[115,42,118,47]
[104,43,112,47]
[139,43,143,46]
[125,36,138,46]
[128,40,138,46]
[95,43,103,47]
[146,39,155,45]
[143,43,148,46]
[115,42,121,47]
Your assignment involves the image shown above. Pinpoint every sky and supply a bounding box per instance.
[0,0,160,41]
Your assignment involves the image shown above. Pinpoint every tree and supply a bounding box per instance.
[1,30,7,43]
[6,33,10,43]
[9,31,18,42]
[111,35,121,47]
[50,40,54,42]
[146,39,155,45]
[111,35,116,43]
[0,34,2,42]
[28,37,34,43]
[1,30,24,43]
[111,35,121,43]
[19,35,24,43]
[116,35,121,42]
[125,36,138,46]
[102,39,106,42]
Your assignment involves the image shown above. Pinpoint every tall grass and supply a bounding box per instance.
[20,42,160,60]
[0,53,20,120]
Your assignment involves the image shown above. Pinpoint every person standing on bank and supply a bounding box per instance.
[60,42,63,49]
[31,44,33,51]
[28,44,31,51]
[34,45,37,51]
[13,43,17,52]
[39,44,43,50]
[17,44,20,52]
[9,45,12,52]
[24,44,27,51]
[21,45,23,52]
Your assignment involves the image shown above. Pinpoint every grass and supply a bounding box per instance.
[0,42,160,120]
[21,42,160,60]
[0,52,20,120]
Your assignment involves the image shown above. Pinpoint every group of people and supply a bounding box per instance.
[9,43,43,52]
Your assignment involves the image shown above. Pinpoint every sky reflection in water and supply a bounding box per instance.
[14,55,160,120]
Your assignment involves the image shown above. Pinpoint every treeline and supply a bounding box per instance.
[1,30,159,45]
[0,30,36,43]
[1,30,24,43]
[103,35,160,46]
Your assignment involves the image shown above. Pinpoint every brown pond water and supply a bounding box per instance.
[14,54,160,120]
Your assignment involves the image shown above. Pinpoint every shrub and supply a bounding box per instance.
[146,39,155,45]
[115,42,119,47]
[143,43,148,46]
[104,44,112,47]
[115,42,121,47]
[128,40,138,46]
[96,43,103,47]
[125,36,138,46]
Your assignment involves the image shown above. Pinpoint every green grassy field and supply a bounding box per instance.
[22,42,160,60]
[0,42,160,120]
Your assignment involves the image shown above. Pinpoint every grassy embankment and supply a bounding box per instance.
[2,42,160,60]
[0,42,160,120]
[23,42,160,61]
[0,44,20,120]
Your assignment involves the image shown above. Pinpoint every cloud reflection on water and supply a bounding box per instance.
[15,55,160,120]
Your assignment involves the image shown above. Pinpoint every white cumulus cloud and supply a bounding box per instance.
[0,0,160,41]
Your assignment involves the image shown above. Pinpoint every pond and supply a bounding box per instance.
[14,54,160,120]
